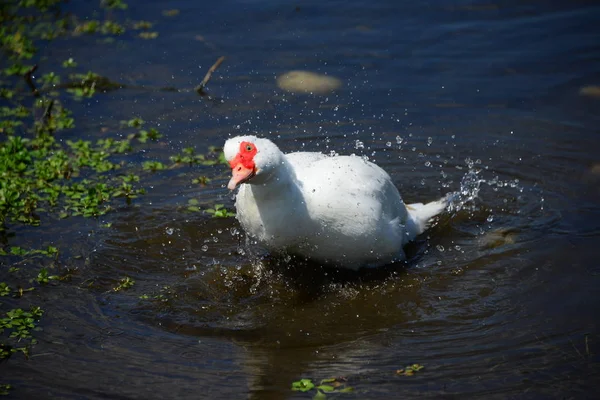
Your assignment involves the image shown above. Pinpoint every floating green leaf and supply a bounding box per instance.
[113,277,135,292]
[396,363,425,376]
[291,379,315,392]
[291,377,353,397]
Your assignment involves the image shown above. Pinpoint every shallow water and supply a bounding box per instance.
[2,0,600,398]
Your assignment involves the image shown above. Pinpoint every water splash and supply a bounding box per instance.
[445,161,523,213]
[446,168,485,213]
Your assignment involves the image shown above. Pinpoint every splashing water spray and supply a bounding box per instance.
[444,157,523,215]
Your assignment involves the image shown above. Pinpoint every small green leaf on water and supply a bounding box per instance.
[62,58,77,68]
[396,363,425,376]
[192,176,211,185]
[291,378,315,392]
[0,383,12,395]
[411,364,424,371]
[316,385,335,392]
[113,277,135,292]
[0,283,10,297]
[313,390,327,400]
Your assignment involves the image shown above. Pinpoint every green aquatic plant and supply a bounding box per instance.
[395,363,425,376]
[205,204,235,218]
[0,306,44,358]
[0,2,231,390]
[0,283,10,297]
[113,277,135,292]
[36,268,59,284]
[291,377,353,398]
[186,198,201,212]
[142,161,166,172]
[191,175,211,186]
[0,246,58,258]
[0,383,12,395]
[170,146,224,166]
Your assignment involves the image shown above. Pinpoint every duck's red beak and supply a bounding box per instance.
[228,163,256,190]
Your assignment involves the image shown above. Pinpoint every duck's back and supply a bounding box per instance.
[286,154,410,266]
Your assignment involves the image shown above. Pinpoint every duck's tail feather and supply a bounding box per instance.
[406,195,449,237]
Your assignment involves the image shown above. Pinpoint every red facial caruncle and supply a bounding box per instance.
[227,141,258,190]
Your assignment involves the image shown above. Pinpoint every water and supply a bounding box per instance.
[2,0,600,398]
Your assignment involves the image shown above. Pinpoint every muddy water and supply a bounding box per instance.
[2,0,600,398]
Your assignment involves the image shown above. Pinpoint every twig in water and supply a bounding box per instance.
[585,333,590,357]
[24,65,40,97]
[43,99,54,125]
[195,56,225,95]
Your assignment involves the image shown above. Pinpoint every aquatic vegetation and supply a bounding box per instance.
[191,175,211,186]
[395,363,425,376]
[170,146,227,166]
[204,204,235,218]
[36,268,59,284]
[0,383,12,395]
[0,306,44,359]
[291,377,353,398]
[142,161,167,172]
[113,277,135,292]
[0,0,231,386]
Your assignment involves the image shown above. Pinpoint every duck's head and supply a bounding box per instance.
[223,136,283,190]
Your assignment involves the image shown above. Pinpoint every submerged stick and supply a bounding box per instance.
[24,64,40,97]
[43,99,54,126]
[585,333,590,357]
[195,56,225,95]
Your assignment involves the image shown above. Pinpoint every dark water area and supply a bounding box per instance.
[2,0,600,398]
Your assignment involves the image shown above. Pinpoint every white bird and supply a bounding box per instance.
[224,136,447,270]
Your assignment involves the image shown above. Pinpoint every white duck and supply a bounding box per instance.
[224,136,447,270]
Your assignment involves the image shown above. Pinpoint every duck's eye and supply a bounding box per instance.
[246,144,253,151]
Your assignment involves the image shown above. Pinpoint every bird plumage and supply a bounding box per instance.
[224,135,447,270]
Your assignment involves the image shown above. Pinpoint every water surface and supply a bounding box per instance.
[2,0,599,398]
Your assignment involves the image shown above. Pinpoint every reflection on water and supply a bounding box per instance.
[2,0,599,398]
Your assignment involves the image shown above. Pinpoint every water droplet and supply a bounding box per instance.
[486,214,494,222]
[165,227,174,235]
[425,161,431,167]
[427,137,433,146]
[386,141,392,147]
[354,140,364,149]
[436,245,445,252]
[201,245,208,252]
[395,135,403,145]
